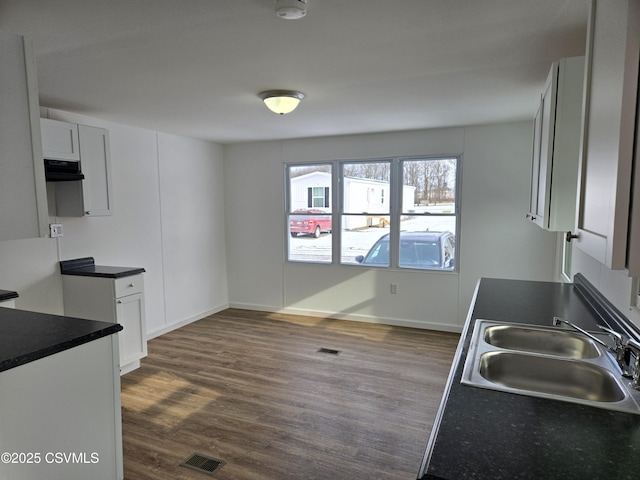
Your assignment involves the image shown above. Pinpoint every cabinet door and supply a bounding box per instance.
[532,68,557,228]
[116,293,147,367]
[55,124,113,217]
[629,96,640,276]
[0,32,48,241]
[528,102,543,221]
[78,124,113,216]
[528,57,584,232]
[41,118,80,161]
[575,0,640,269]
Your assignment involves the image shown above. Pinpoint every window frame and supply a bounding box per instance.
[285,155,461,272]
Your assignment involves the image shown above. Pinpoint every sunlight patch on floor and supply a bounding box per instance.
[121,371,222,426]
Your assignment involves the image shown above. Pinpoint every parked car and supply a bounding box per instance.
[355,231,455,269]
[289,209,332,238]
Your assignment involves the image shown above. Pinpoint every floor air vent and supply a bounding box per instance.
[180,453,225,475]
[317,347,341,355]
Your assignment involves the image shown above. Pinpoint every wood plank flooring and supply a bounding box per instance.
[120,309,459,480]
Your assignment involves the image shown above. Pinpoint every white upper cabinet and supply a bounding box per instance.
[77,124,113,216]
[528,56,585,231]
[41,118,80,161]
[44,120,113,217]
[574,0,640,270]
[0,32,48,241]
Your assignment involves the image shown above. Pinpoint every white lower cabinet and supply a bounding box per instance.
[0,335,123,480]
[115,291,146,371]
[62,274,147,375]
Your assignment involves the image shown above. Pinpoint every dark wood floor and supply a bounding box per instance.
[120,309,459,480]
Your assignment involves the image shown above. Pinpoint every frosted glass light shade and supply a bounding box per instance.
[258,90,305,114]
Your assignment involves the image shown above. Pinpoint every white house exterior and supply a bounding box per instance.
[290,172,416,230]
[290,172,331,212]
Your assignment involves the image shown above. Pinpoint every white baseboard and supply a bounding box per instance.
[147,303,230,339]
[228,302,462,334]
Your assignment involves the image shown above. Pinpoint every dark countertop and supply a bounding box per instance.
[420,276,640,480]
[0,307,122,373]
[60,257,145,278]
[0,289,18,302]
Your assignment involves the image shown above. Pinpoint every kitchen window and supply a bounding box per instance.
[286,156,459,270]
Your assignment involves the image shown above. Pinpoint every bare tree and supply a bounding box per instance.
[403,161,422,204]
[422,159,455,204]
[343,162,389,182]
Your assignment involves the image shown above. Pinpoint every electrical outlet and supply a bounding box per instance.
[390,283,398,294]
[49,223,63,238]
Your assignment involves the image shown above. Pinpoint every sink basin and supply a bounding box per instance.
[483,324,601,359]
[461,319,640,414]
[478,351,626,402]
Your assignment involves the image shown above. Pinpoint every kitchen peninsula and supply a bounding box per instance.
[0,307,123,480]
[419,274,640,480]
[0,289,18,307]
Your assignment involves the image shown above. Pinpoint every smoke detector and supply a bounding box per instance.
[275,0,308,19]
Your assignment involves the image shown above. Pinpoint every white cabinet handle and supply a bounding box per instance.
[117,300,122,304]
[128,283,134,288]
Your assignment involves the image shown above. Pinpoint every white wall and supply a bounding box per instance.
[0,109,228,338]
[224,122,558,331]
[1,115,559,337]
[570,245,640,329]
[156,132,228,336]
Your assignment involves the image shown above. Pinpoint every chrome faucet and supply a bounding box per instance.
[553,317,640,390]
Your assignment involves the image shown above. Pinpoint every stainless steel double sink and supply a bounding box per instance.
[461,320,640,414]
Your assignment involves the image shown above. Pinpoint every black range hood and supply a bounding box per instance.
[44,159,85,182]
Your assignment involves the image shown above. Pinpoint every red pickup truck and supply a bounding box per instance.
[289,209,332,238]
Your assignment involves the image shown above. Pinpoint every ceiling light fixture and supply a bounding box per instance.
[274,0,308,20]
[258,90,305,115]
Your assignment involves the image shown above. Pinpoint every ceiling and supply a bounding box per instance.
[0,0,589,144]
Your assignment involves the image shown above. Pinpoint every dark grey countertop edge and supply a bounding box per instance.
[60,267,146,278]
[0,290,19,302]
[60,257,145,278]
[417,280,479,478]
[0,323,122,373]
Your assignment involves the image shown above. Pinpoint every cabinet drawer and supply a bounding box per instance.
[114,274,143,298]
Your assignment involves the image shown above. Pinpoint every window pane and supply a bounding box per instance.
[342,215,390,265]
[342,161,390,215]
[398,219,456,270]
[402,158,457,213]
[399,158,457,270]
[287,164,332,263]
[288,165,332,212]
[311,187,327,207]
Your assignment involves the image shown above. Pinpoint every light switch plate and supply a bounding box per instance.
[49,223,63,238]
